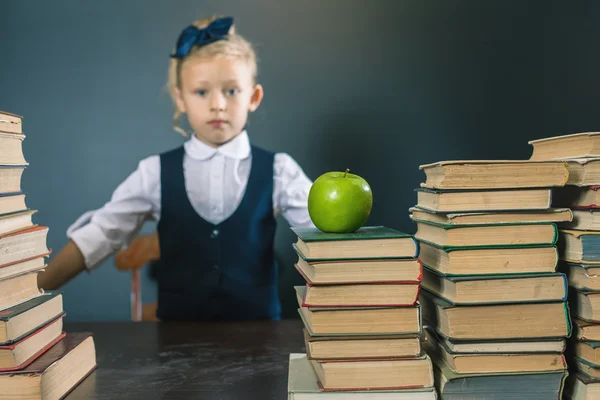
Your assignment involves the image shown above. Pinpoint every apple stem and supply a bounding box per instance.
[344,168,349,178]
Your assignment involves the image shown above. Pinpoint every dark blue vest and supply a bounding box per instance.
[155,145,281,321]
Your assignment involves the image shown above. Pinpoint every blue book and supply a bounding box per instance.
[560,229,600,263]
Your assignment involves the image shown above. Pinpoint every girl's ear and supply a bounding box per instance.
[173,87,187,113]
[248,84,264,112]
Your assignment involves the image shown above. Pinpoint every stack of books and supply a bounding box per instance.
[287,225,436,399]
[530,132,600,399]
[412,159,572,399]
[0,110,96,400]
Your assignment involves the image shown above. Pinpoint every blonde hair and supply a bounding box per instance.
[167,16,258,137]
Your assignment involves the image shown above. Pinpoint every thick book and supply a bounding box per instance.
[436,334,566,354]
[529,132,600,160]
[570,290,600,322]
[574,357,600,380]
[564,158,600,186]
[560,229,600,264]
[424,328,567,375]
[414,188,553,212]
[296,286,421,336]
[575,341,600,368]
[564,209,600,230]
[0,209,36,237]
[287,353,438,399]
[574,318,600,341]
[410,206,572,226]
[421,268,567,305]
[303,329,421,360]
[310,354,434,391]
[291,226,418,260]
[0,315,64,371]
[0,192,27,215]
[434,357,567,400]
[559,262,600,291]
[0,292,63,345]
[0,165,27,194]
[294,252,422,285]
[0,225,50,269]
[414,220,558,248]
[420,290,571,340]
[419,160,569,190]
[564,372,600,400]
[554,185,600,208]
[418,241,558,276]
[0,111,22,134]
[0,133,26,165]
[0,332,96,400]
[0,271,43,312]
[0,251,50,282]
[298,283,419,307]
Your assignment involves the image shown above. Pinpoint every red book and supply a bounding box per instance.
[0,332,96,400]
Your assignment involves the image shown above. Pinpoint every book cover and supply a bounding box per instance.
[287,353,437,399]
[0,332,65,372]
[293,259,423,285]
[410,206,572,225]
[291,226,413,242]
[422,267,568,304]
[416,238,557,252]
[292,243,419,262]
[0,292,61,322]
[299,282,420,308]
[421,290,572,340]
[0,332,93,376]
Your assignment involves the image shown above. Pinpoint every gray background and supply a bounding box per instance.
[1,1,599,320]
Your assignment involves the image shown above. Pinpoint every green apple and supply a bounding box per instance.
[308,169,373,233]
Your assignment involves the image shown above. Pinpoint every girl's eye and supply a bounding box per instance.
[226,88,239,96]
[196,90,207,96]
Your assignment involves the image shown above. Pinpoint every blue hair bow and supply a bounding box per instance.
[170,16,234,59]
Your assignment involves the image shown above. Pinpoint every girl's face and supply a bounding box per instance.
[174,55,263,147]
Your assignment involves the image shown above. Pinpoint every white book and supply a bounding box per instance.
[287,353,438,400]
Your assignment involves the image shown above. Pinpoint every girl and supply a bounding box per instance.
[39,16,314,321]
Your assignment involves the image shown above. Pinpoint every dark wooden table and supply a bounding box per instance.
[64,320,305,399]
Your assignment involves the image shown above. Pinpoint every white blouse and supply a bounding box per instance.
[67,131,314,269]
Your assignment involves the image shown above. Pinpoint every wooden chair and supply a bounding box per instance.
[114,231,160,321]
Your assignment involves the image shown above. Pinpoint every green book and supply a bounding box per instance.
[413,219,558,250]
[291,226,418,261]
[574,340,600,368]
[432,355,567,399]
[0,292,64,345]
[572,357,600,384]
[422,267,568,305]
[420,290,572,341]
[418,240,559,276]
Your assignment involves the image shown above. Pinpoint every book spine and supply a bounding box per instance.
[551,223,559,245]
[564,301,573,338]
[560,162,570,186]
[560,273,568,302]
[558,370,569,400]
[413,237,420,258]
